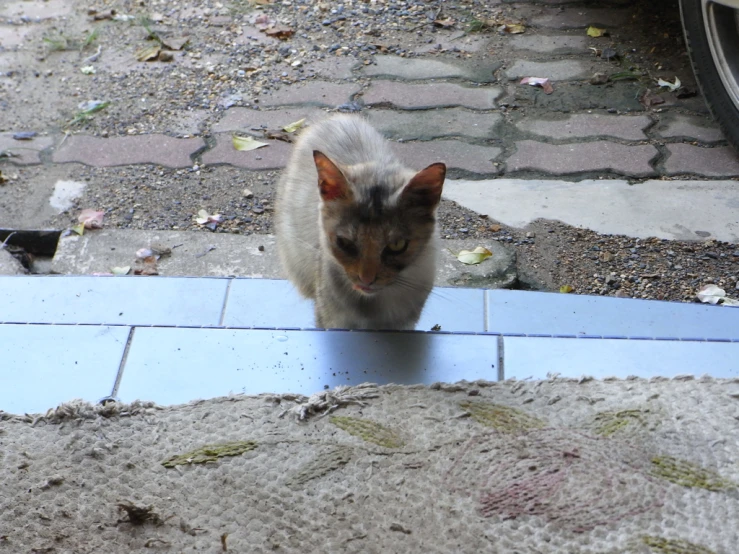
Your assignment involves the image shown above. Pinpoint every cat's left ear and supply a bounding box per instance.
[400,163,446,208]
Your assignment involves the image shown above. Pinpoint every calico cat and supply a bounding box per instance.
[275,114,446,330]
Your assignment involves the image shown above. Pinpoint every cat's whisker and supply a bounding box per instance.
[277,230,319,252]
[393,276,480,312]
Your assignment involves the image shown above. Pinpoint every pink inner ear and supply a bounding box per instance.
[402,162,446,207]
[314,151,350,202]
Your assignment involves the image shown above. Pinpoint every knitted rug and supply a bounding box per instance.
[1,377,738,553]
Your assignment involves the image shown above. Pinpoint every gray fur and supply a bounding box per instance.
[275,114,441,330]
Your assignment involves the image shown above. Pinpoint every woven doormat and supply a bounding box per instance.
[1,377,738,553]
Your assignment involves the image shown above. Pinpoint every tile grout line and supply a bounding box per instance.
[219,279,233,327]
[483,289,489,333]
[497,335,505,381]
[111,327,136,397]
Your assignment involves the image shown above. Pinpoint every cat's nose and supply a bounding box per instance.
[358,268,377,286]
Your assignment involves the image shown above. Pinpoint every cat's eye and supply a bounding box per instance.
[384,239,408,255]
[336,236,358,257]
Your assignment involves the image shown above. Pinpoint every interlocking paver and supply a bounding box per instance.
[394,141,501,174]
[414,31,487,54]
[0,133,54,165]
[367,108,501,141]
[655,114,725,143]
[530,7,630,29]
[213,107,328,133]
[257,81,360,108]
[361,82,501,110]
[362,55,501,83]
[664,144,739,177]
[299,57,358,79]
[508,34,588,53]
[52,134,205,168]
[504,60,593,81]
[507,140,657,177]
[515,114,651,140]
[201,134,291,169]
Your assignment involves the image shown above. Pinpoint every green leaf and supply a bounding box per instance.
[232,134,268,151]
[586,26,607,37]
[559,285,574,293]
[610,71,642,81]
[71,223,85,235]
[453,246,493,265]
[282,118,306,133]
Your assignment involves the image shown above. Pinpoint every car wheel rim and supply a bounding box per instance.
[702,0,739,110]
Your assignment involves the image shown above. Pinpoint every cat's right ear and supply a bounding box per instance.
[314,151,351,202]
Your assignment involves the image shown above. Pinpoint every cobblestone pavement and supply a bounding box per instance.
[1,0,737,181]
[1,0,738,298]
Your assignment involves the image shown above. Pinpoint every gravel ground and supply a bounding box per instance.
[36,162,739,304]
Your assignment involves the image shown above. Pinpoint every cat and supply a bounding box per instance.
[275,114,446,330]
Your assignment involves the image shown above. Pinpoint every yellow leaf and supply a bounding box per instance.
[282,118,306,133]
[506,23,525,34]
[455,246,493,265]
[560,285,574,293]
[135,44,161,62]
[586,26,607,37]
[71,223,85,236]
[232,135,268,151]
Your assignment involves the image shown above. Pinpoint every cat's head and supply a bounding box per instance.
[314,150,445,295]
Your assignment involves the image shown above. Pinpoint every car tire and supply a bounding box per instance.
[679,0,739,150]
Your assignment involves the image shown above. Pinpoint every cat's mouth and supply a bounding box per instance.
[353,283,378,294]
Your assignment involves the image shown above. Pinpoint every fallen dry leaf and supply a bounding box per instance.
[194,209,224,226]
[520,76,554,94]
[586,26,607,37]
[264,26,294,40]
[452,246,493,265]
[559,285,574,293]
[640,89,666,108]
[78,209,104,229]
[232,135,268,151]
[433,18,455,28]
[134,256,159,276]
[502,23,525,34]
[282,118,306,133]
[262,129,292,142]
[160,36,189,50]
[657,76,681,92]
[696,284,739,306]
[136,44,161,62]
